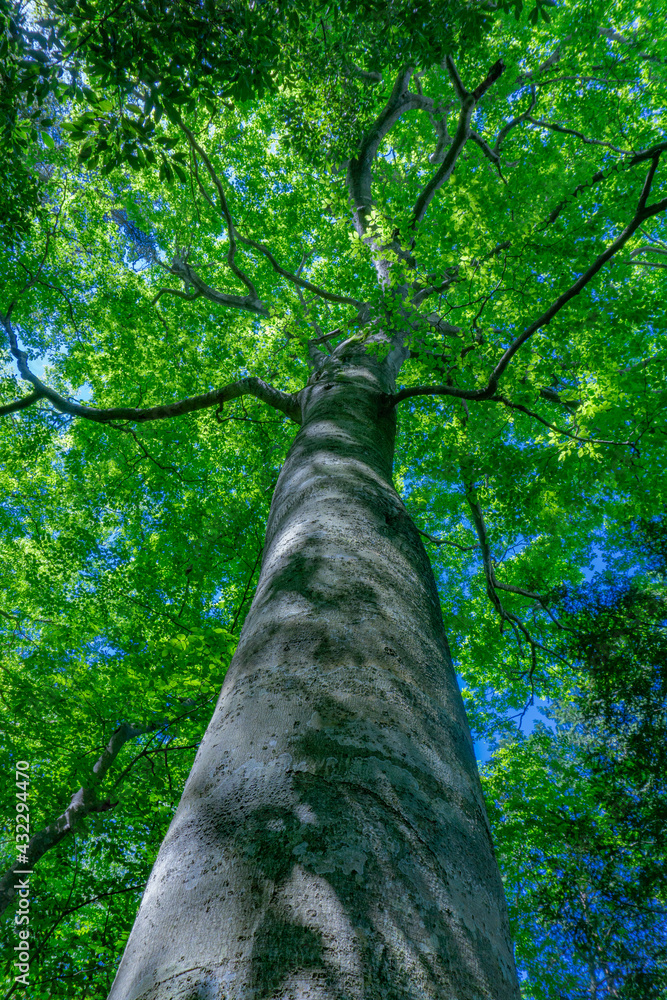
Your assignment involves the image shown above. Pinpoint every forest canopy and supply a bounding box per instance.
[1,0,666,997]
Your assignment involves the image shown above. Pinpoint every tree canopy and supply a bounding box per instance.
[486,558,667,997]
[1,0,666,997]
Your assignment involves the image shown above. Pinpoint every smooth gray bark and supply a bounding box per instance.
[108,348,520,1000]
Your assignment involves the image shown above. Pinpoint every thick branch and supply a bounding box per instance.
[0,721,161,914]
[346,67,417,238]
[391,156,667,406]
[0,389,44,416]
[28,375,299,425]
[166,257,268,316]
[0,315,301,424]
[539,386,581,409]
[410,57,505,228]
[345,60,503,280]
[345,63,383,84]
[426,102,454,164]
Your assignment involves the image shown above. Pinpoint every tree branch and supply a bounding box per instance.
[526,116,631,155]
[344,67,439,284]
[0,312,301,424]
[390,154,667,406]
[165,256,268,316]
[638,152,661,213]
[0,721,163,914]
[345,60,503,280]
[598,25,665,64]
[234,234,363,308]
[490,394,636,449]
[426,102,454,164]
[493,580,547,602]
[345,63,383,84]
[543,140,667,228]
[539,386,581,409]
[0,389,44,416]
[410,269,461,307]
[176,118,258,299]
[417,527,478,551]
[493,86,537,154]
[346,66,417,240]
[186,158,360,309]
[461,472,557,682]
[469,129,507,182]
[627,241,667,259]
[518,40,569,83]
[182,144,359,312]
[410,57,505,228]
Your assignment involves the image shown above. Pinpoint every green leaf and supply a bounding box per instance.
[172,161,188,183]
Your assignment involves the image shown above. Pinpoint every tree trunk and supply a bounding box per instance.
[108,350,520,1000]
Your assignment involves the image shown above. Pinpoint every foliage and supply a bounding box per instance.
[1,0,667,995]
[2,0,516,238]
[484,553,667,998]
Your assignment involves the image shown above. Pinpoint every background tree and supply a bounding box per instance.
[485,533,667,998]
[1,0,666,997]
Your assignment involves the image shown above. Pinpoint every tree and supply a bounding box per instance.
[484,555,667,998]
[1,0,666,997]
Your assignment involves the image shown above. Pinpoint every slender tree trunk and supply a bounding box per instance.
[108,350,520,1000]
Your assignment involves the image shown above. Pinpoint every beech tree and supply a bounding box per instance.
[1,1,666,997]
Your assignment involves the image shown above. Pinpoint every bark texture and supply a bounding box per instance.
[108,348,520,1000]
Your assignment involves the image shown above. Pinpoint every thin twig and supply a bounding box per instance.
[490,394,636,449]
[176,118,258,298]
[417,527,478,551]
[231,548,263,632]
